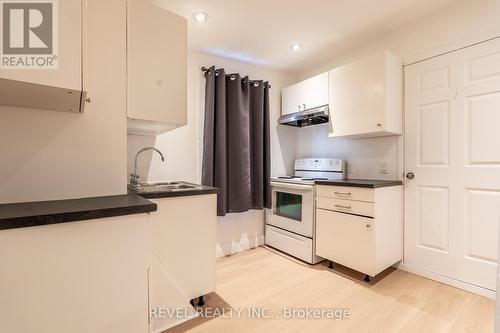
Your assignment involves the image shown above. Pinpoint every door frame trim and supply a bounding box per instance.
[404,35,500,67]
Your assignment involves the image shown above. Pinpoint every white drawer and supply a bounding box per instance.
[316,185,374,202]
[316,197,374,217]
[265,225,313,263]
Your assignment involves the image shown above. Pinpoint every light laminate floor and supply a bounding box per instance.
[166,246,495,333]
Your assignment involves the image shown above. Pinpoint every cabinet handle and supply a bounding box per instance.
[334,204,351,209]
[334,191,352,196]
[376,123,382,127]
[85,97,91,103]
[366,224,371,228]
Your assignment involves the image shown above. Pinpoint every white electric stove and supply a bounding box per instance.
[266,158,346,264]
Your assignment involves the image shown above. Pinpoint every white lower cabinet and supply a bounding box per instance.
[316,210,376,275]
[147,194,217,332]
[0,214,151,333]
[149,194,217,299]
[315,185,402,278]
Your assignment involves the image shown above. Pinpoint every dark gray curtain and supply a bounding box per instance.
[202,66,271,216]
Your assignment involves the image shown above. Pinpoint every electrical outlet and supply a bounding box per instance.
[347,163,354,175]
[379,161,389,174]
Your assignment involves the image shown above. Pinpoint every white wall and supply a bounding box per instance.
[128,50,296,256]
[296,125,401,180]
[0,0,128,203]
[294,0,500,181]
[300,0,500,78]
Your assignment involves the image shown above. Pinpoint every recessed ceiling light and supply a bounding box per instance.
[290,43,301,51]
[193,12,208,22]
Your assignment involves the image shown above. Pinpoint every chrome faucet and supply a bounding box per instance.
[130,147,165,187]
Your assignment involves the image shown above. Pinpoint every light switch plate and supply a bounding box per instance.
[379,161,389,174]
[347,163,354,175]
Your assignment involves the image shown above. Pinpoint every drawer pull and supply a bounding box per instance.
[334,204,351,209]
[334,191,352,196]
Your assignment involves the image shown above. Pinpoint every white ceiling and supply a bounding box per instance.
[157,0,458,74]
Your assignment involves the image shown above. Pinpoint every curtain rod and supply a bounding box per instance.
[201,66,271,88]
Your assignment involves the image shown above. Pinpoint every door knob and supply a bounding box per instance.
[406,172,415,180]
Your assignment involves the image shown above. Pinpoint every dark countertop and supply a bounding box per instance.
[315,179,403,188]
[131,182,219,199]
[0,194,157,231]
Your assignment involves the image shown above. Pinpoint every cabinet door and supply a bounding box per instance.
[281,72,329,116]
[316,209,375,275]
[329,52,386,137]
[0,0,82,90]
[150,195,216,299]
[301,72,329,110]
[281,82,302,116]
[127,0,187,126]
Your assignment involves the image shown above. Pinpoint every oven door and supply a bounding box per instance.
[266,182,314,238]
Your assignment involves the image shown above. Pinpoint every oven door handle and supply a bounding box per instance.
[270,181,313,191]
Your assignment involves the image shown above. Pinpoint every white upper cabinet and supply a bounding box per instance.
[282,72,329,116]
[127,0,187,136]
[0,0,82,91]
[328,51,403,138]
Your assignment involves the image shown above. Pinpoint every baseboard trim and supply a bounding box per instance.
[397,263,496,299]
[216,234,264,258]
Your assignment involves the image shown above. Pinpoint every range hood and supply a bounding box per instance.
[278,105,329,127]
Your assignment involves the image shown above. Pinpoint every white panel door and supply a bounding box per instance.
[405,38,500,290]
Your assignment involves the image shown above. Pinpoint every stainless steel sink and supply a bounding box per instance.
[128,181,203,193]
